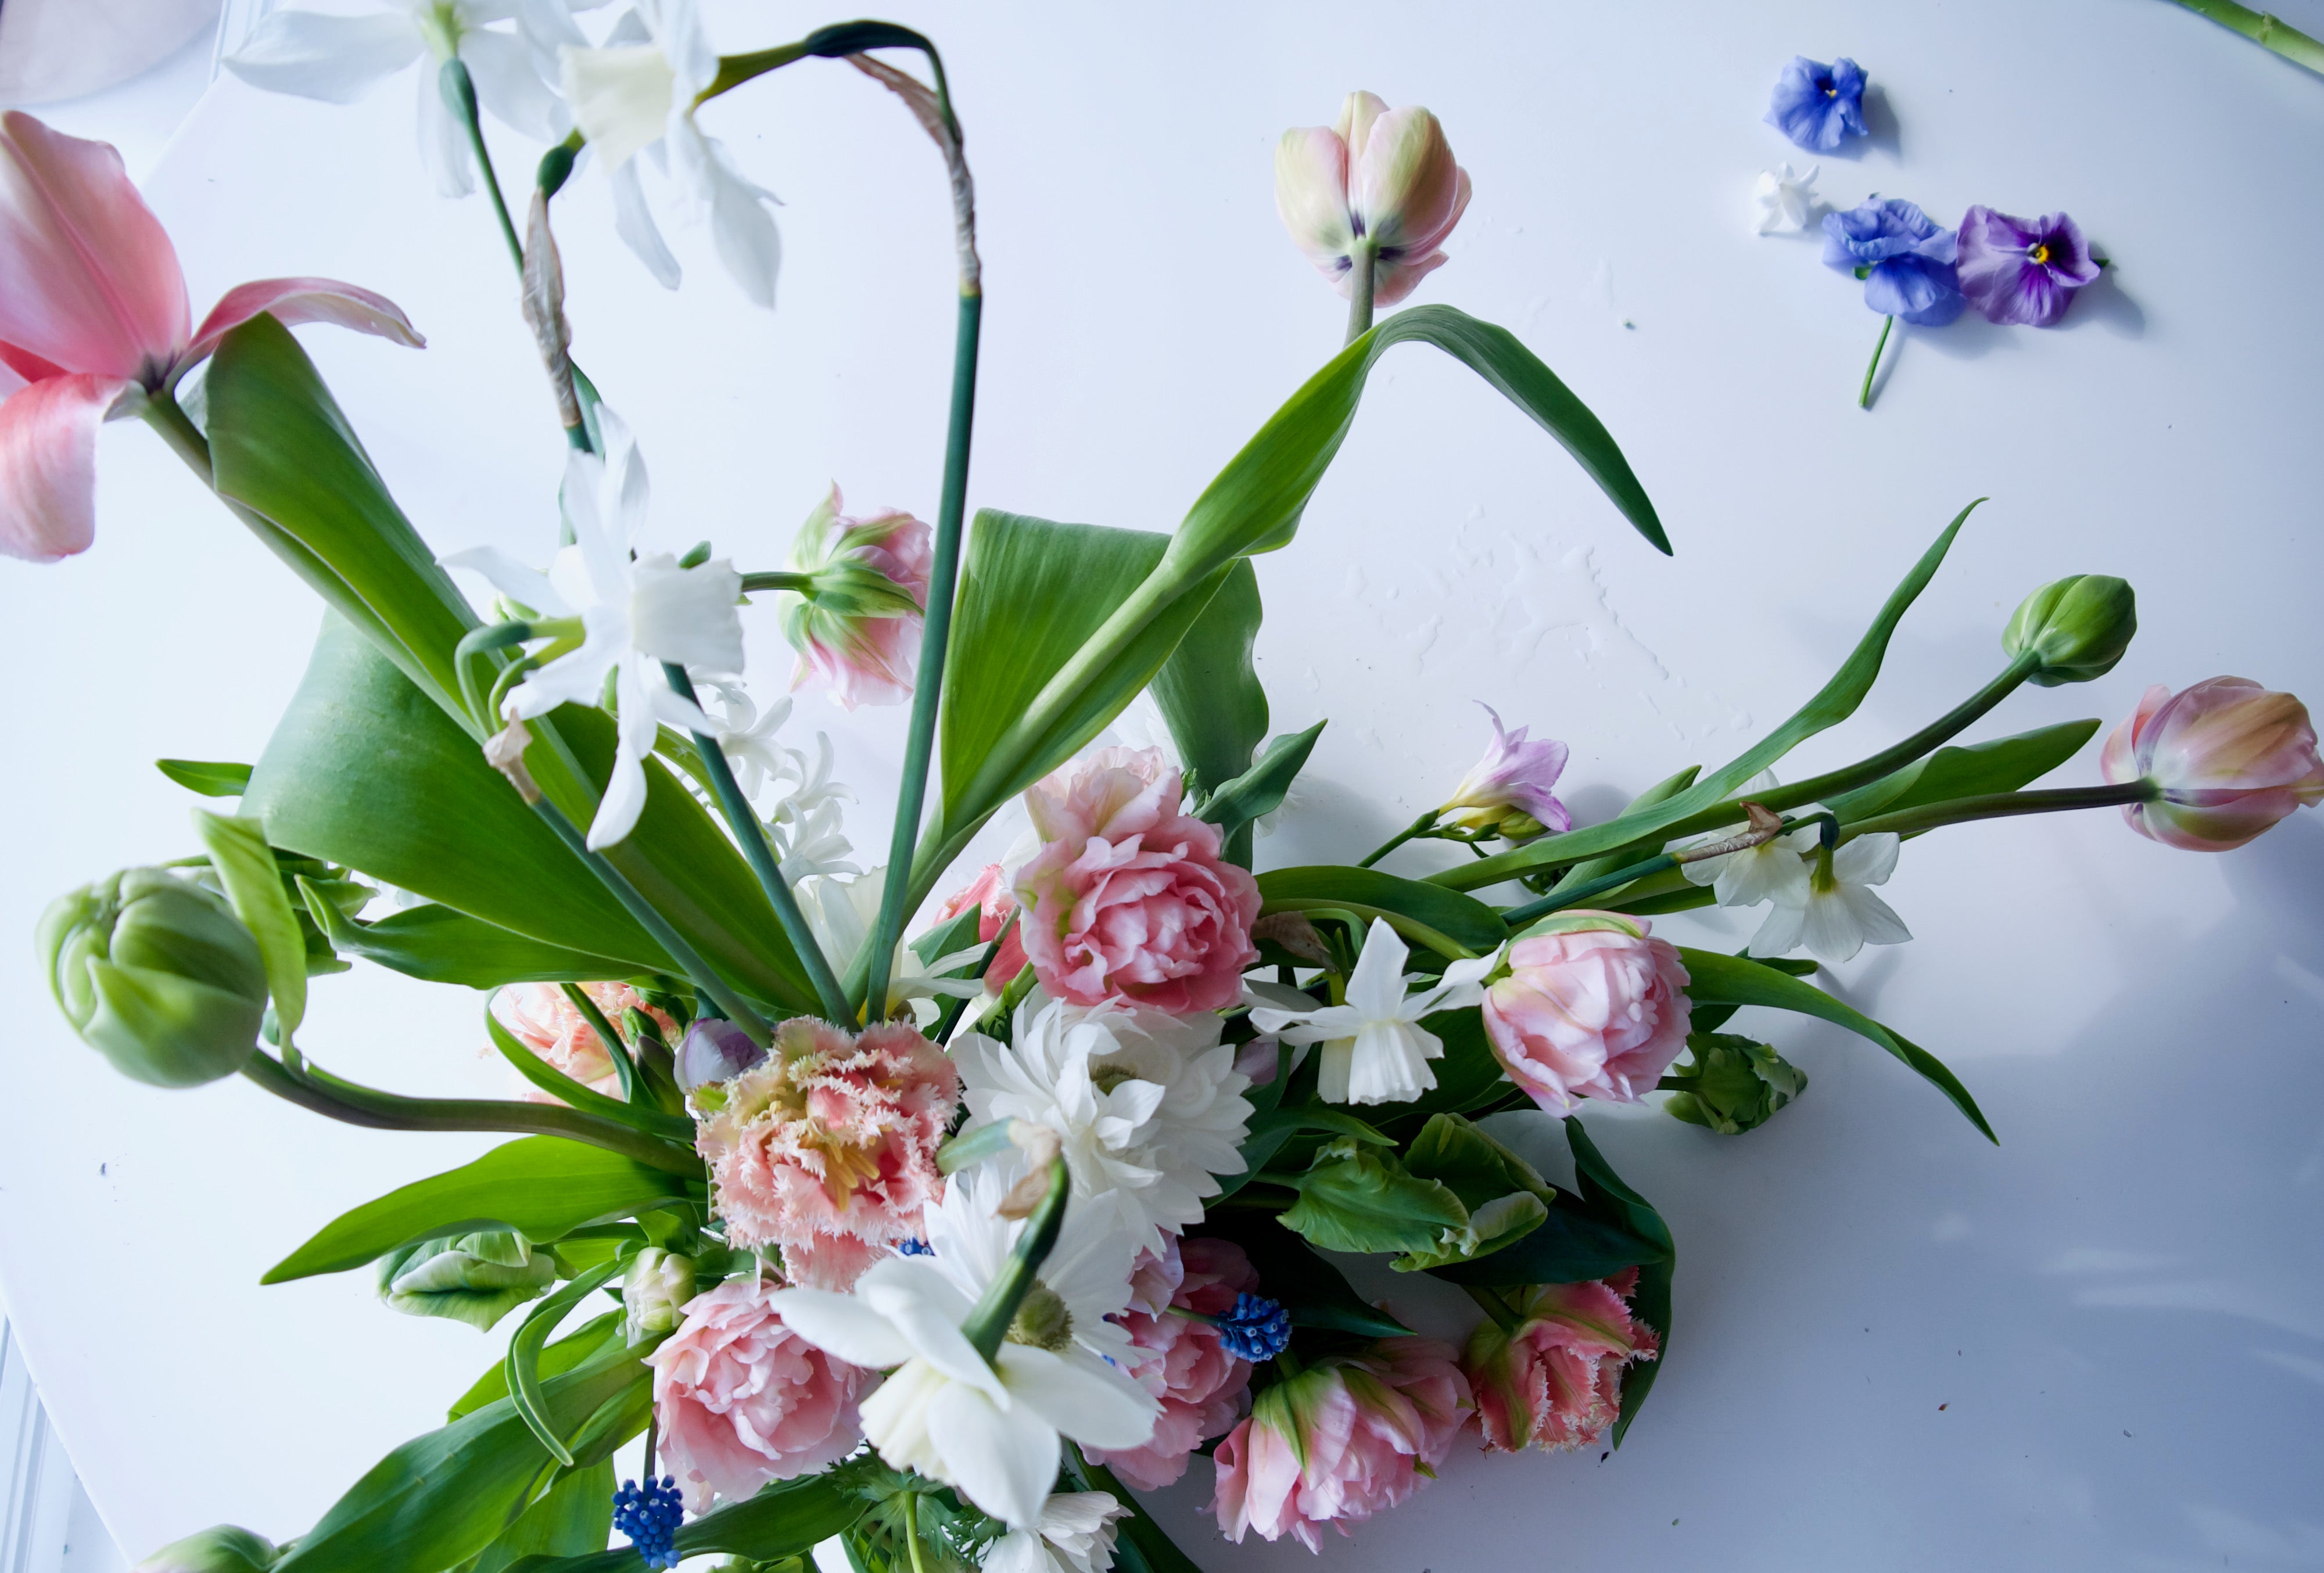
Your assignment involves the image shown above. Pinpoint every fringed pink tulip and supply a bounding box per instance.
[1211,1336,1469,1552]
[650,1276,871,1513]
[2100,677,2324,851]
[490,981,674,1102]
[1091,1237,1261,1491]
[695,1017,959,1254]
[1275,91,1472,309]
[1013,748,1261,1014]
[935,860,1029,988]
[1482,913,1692,1108]
[1439,703,1572,838]
[776,484,933,709]
[0,112,420,562]
[1464,1269,1658,1453]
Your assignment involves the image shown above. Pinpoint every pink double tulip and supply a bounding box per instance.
[1464,1270,1658,1453]
[1482,912,1693,1108]
[1276,91,1472,309]
[2100,677,2324,851]
[0,112,421,562]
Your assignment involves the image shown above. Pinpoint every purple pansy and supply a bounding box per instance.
[1821,198,1964,326]
[1765,56,1868,152]
[1956,206,2101,327]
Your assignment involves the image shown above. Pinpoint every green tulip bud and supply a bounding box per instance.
[623,1246,697,1342]
[1663,1032,1807,1135]
[2003,574,2137,688]
[133,1525,281,1573]
[39,868,268,1088]
[376,1231,558,1331]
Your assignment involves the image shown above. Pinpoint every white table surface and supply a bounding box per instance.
[3,2,2321,1567]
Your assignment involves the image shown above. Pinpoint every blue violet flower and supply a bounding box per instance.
[1956,207,2100,326]
[1766,56,1868,151]
[1821,198,1964,326]
[612,1475,684,1571]
[1215,1293,1293,1363]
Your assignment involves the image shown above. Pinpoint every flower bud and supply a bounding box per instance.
[1437,705,1570,839]
[2002,574,2136,687]
[2100,676,2324,850]
[132,1526,280,1573]
[776,484,932,710]
[39,868,268,1088]
[376,1231,558,1331]
[623,1245,697,1342]
[1275,91,1472,308]
[1661,1032,1807,1134]
[676,1015,766,1101]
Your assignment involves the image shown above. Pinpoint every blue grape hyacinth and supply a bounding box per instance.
[612,1475,684,1570]
[1215,1292,1293,1363]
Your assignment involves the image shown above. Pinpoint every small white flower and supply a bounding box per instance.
[923,1161,1143,1376]
[560,0,783,304]
[985,1491,1129,1573]
[697,678,798,800]
[1246,917,1499,1105]
[1754,162,1819,235]
[953,994,1253,1256]
[1748,832,1912,964]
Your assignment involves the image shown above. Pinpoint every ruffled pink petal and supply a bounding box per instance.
[181,276,425,373]
[0,112,187,383]
[0,372,137,561]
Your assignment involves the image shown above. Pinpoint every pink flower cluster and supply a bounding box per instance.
[490,981,675,1102]
[1482,913,1692,1108]
[1012,748,1261,1015]
[1464,1269,1659,1453]
[1090,1236,1262,1490]
[695,1017,958,1255]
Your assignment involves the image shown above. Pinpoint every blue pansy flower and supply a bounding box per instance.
[1821,198,1964,326]
[1766,56,1868,152]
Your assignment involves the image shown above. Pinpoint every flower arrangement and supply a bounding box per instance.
[9,13,2321,1573]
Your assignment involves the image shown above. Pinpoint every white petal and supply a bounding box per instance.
[440,545,567,616]
[1832,832,1900,886]
[1315,1039,1353,1103]
[1346,1020,1437,1105]
[1747,899,1806,958]
[609,160,683,288]
[562,42,676,167]
[928,1380,1059,1531]
[982,1529,1055,1573]
[1799,891,1864,964]
[1342,917,1410,1017]
[224,9,424,103]
[1841,885,1913,947]
[460,26,565,141]
[763,1286,914,1369]
[630,556,745,672]
[996,1343,1159,1451]
[415,63,475,197]
[584,739,649,849]
[681,125,781,308]
[1240,979,1315,1014]
[860,1262,1001,1396]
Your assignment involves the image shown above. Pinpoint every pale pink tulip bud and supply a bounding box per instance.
[1438,703,1571,838]
[2100,677,2324,851]
[1482,913,1692,1109]
[1464,1270,1658,1453]
[776,484,933,709]
[1275,91,1472,308]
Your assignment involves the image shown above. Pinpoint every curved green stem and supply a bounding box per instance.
[1344,239,1379,347]
[1840,780,2157,841]
[738,570,814,595]
[959,1157,1068,1363]
[1500,852,1678,929]
[440,58,525,273]
[1358,810,1437,869]
[559,981,641,1101]
[1859,315,1895,410]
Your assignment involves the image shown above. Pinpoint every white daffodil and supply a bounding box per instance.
[985,1492,1129,1573]
[1247,918,1500,1105]
[766,1184,1157,1530]
[1670,774,1818,909]
[952,994,1253,1256]
[443,410,742,849]
[225,0,604,198]
[1754,162,1819,235]
[796,866,983,1027]
[923,1161,1143,1377]
[560,0,782,304]
[1748,832,1912,964]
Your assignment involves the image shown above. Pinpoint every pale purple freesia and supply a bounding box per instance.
[1821,198,1963,326]
[1956,207,2100,328]
[1764,56,1867,152]
[1438,704,1570,837]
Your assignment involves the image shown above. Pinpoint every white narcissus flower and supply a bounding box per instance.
[1748,832,1912,964]
[442,410,742,850]
[1670,773,1816,908]
[985,1491,1130,1573]
[1754,162,1819,235]
[952,994,1253,1257]
[923,1161,1144,1378]
[560,0,783,305]
[1247,917,1500,1105]
[224,1,604,198]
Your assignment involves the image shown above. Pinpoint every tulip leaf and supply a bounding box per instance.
[1823,718,2103,824]
[1686,952,1818,1034]
[1256,865,1506,958]
[1191,1212,1411,1338]
[1197,722,1326,853]
[376,1231,560,1331]
[483,1008,694,1143]
[263,1136,702,1283]
[1423,1205,1665,1287]
[155,758,253,797]
[471,1457,615,1573]
[1279,1137,1471,1255]
[1402,1112,1554,1212]
[506,1260,624,1467]
[1563,1117,1674,1446]
[451,1311,622,1420]
[1149,559,1269,863]
[299,886,641,990]
[1548,764,1701,894]
[1677,946,1995,1143]
[192,810,309,1039]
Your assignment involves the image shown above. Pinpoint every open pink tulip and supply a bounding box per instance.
[2100,676,2324,851]
[0,112,421,562]
[1275,91,1472,308]
[1482,912,1692,1108]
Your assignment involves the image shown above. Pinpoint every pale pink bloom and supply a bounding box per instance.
[0,112,420,562]
[1211,1336,1469,1552]
[781,1231,890,1292]
[696,1017,959,1252]
[650,1276,871,1513]
[777,483,933,709]
[936,860,1028,987]
[1482,913,1692,1109]
[490,981,674,1102]
[1275,92,1473,308]
[1012,748,1261,1015]
[1438,703,1571,836]
[2100,676,2324,852]
[1090,1237,1261,1491]
[1464,1269,1658,1453]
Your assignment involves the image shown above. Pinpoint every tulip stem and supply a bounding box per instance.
[1461,1283,1523,1334]
[1499,852,1680,929]
[1839,781,2158,842]
[1344,240,1379,347]
[1358,811,1439,869]
[439,59,525,275]
[1858,315,1895,410]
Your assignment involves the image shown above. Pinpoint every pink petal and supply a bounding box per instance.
[182,276,425,372]
[0,112,188,383]
[0,372,138,561]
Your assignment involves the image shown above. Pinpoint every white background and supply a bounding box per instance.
[3,2,2322,1568]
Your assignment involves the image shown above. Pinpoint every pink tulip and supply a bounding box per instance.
[1439,704,1572,838]
[777,484,933,709]
[489,981,675,1104]
[0,112,421,562]
[1275,92,1472,309]
[1464,1269,1658,1453]
[1090,1236,1261,1490]
[1482,913,1692,1109]
[2100,677,2324,852]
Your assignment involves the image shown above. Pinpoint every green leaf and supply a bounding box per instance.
[504,1467,873,1570]
[192,810,309,1038]
[1424,1206,1665,1287]
[1279,1137,1469,1255]
[300,886,641,990]
[1824,719,2102,824]
[909,903,982,971]
[506,1260,623,1466]
[1677,946,1995,1143]
[376,1230,558,1331]
[1436,503,1980,890]
[452,1311,621,1419]
[484,1006,695,1143]
[1686,951,1816,1033]
[1256,865,1506,958]
[1563,1118,1674,1446]
[471,1457,615,1573]
[1549,764,1700,894]
[1199,722,1325,850]
[264,1136,701,1283]
[1402,1112,1553,1212]
[1213,1102,1390,1201]
[1149,559,1269,863]
[156,759,252,797]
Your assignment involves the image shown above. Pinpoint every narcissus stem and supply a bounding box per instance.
[1859,315,1895,410]
[1358,810,1438,868]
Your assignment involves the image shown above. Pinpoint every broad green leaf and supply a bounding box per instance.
[1212,1102,1389,1201]
[1256,865,1505,958]
[1402,1112,1553,1211]
[375,1230,557,1331]
[452,1311,622,1419]
[1392,1191,1548,1273]
[484,1008,695,1142]
[300,888,640,990]
[192,810,308,1037]
[156,759,252,796]
[1564,1117,1674,1445]
[908,903,981,971]
[472,1457,615,1573]
[1279,1137,1469,1255]
[264,1136,701,1283]
[1687,952,1819,1034]
[1150,560,1268,863]
[1199,722,1325,850]
[1678,946,1995,1143]
[1824,719,2101,823]
[1436,504,1979,890]
[1424,1206,1665,1287]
